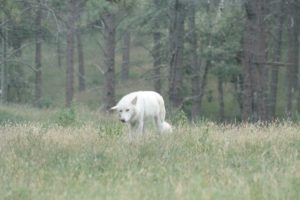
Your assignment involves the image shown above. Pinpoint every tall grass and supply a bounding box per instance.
[0,107,299,200]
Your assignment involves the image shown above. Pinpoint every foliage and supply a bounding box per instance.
[96,119,124,136]
[55,106,76,126]
[0,0,298,121]
[34,97,53,109]
[171,109,189,127]
[0,110,25,124]
[199,3,244,81]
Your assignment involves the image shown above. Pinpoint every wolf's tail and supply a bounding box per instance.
[162,121,172,133]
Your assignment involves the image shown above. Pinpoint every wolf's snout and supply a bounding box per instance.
[120,119,126,123]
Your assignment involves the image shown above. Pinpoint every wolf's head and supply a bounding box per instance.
[111,96,137,123]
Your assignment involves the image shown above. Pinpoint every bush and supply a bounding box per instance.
[171,109,189,128]
[97,120,124,137]
[56,106,76,126]
[0,110,25,124]
[35,98,52,108]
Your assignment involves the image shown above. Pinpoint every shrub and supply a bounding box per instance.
[56,106,76,126]
[171,109,189,128]
[34,98,52,108]
[0,110,25,124]
[97,120,124,137]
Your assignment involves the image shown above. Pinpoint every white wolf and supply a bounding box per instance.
[111,91,172,138]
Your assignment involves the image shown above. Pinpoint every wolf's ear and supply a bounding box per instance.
[110,105,118,111]
[131,96,138,105]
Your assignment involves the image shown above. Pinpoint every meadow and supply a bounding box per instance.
[0,105,299,200]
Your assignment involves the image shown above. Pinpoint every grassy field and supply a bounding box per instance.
[0,105,299,200]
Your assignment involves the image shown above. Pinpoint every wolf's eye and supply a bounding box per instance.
[125,109,130,112]
[119,110,123,113]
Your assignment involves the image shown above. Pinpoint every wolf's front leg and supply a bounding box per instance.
[129,121,139,140]
[128,127,134,141]
[154,116,163,134]
[137,119,144,135]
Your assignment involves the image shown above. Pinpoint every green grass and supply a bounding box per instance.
[0,106,299,200]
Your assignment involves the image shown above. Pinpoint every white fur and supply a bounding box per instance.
[111,91,172,138]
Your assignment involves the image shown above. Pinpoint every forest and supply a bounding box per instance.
[0,0,299,122]
[1,1,300,199]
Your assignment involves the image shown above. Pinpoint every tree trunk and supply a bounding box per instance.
[66,0,76,107]
[121,31,130,81]
[1,24,7,103]
[287,0,299,114]
[241,22,254,122]
[187,3,200,120]
[34,1,42,105]
[101,11,116,111]
[233,73,243,116]
[153,23,162,93]
[197,1,212,117]
[218,76,225,121]
[169,0,185,108]
[76,28,86,92]
[290,1,300,112]
[198,61,209,115]
[57,38,62,68]
[255,1,268,121]
[269,0,284,119]
[152,0,163,93]
[7,35,25,103]
[242,0,269,122]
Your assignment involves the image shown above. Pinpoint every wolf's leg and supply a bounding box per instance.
[137,118,144,135]
[154,116,164,134]
[129,121,139,140]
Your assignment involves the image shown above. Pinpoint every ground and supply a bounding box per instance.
[0,106,299,200]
